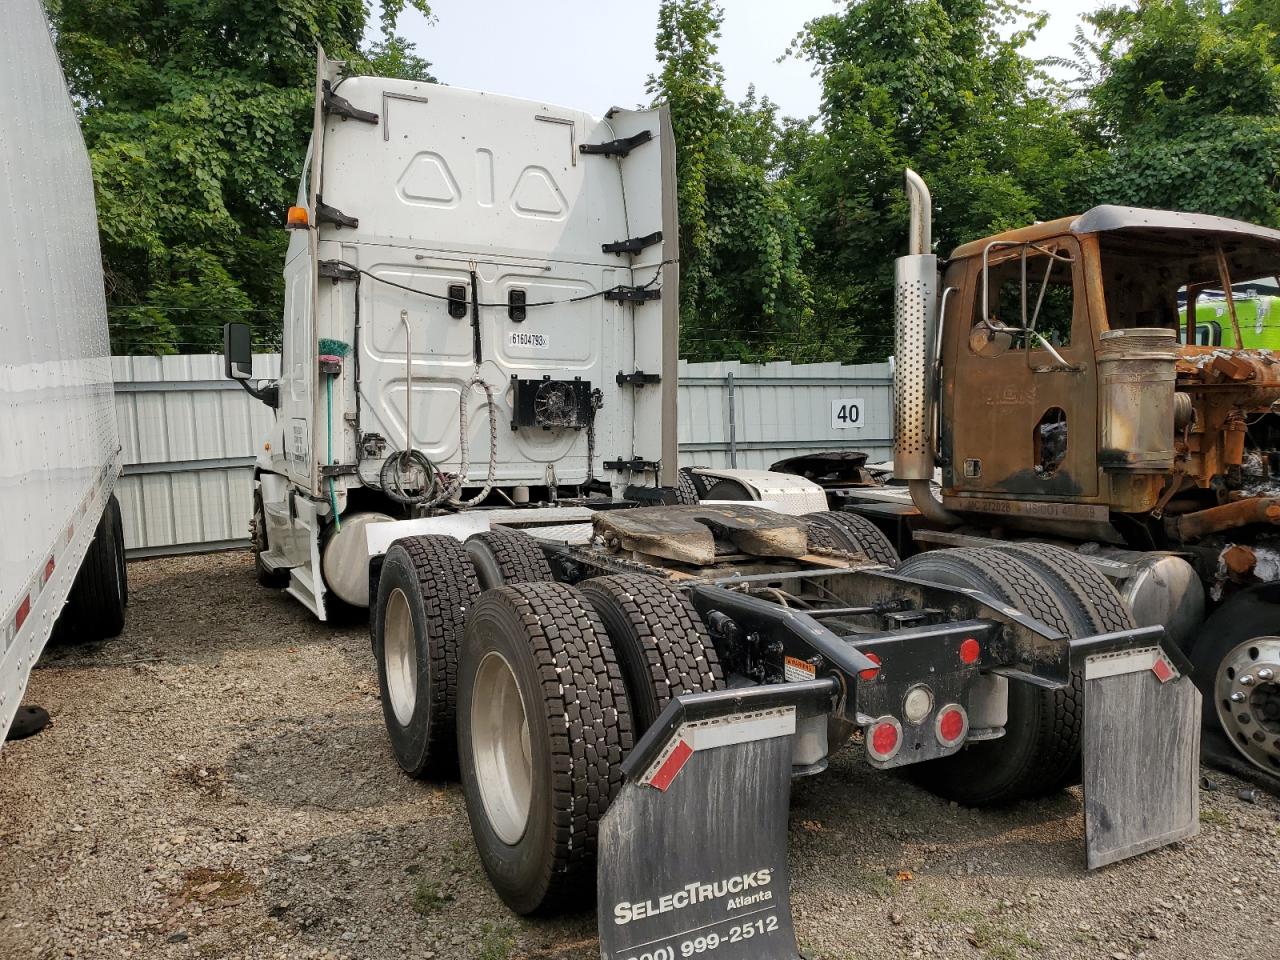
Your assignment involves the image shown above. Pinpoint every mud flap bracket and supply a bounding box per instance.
[1081,644,1201,869]
[597,680,836,960]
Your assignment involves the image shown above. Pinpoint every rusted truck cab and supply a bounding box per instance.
[937,208,1280,542]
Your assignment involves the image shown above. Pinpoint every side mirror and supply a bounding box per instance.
[223,322,253,381]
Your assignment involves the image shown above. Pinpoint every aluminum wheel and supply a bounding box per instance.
[383,587,417,727]
[471,650,533,845]
[1214,636,1280,773]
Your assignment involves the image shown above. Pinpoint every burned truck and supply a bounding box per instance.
[817,171,1280,786]
[226,56,1202,959]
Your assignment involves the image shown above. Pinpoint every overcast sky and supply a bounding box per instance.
[395,0,1105,119]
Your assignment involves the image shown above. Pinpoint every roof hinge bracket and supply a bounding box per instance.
[579,129,652,159]
[604,285,661,304]
[318,260,359,282]
[322,80,379,124]
[316,197,358,229]
[602,230,663,256]
[616,370,661,387]
[604,457,661,473]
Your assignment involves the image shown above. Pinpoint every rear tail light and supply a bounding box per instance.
[859,653,882,682]
[866,716,903,762]
[935,704,968,746]
[959,637,980,665]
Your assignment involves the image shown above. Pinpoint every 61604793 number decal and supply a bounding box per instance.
[508,330,549,349]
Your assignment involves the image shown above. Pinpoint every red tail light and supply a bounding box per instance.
[859,652,882,682]
[866,716,903,762]
[935,705,968,745]
[959,637,980,665]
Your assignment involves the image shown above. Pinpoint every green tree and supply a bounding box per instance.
[47,0,433,354]
[1084,0,1280,225]
[647,0,813,362]
[790,0,1096,360]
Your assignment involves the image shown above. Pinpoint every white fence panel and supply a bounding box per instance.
[112,355,893,557]
[113,355,279,557]
[676,359,893,470]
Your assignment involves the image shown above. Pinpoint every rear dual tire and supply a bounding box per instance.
[375,530,724,914]
[458,582,632,915]
[373,535,480,779]
[896,545,1132,804]
[579,574,724,734]
[805,510,899,566]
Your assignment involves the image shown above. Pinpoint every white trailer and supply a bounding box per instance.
[0,0,128,742]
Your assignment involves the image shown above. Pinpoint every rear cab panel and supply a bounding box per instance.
[278,56,676,502]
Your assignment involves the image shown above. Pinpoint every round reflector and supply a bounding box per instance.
[866,716,902,762]
[936,705,968,745]
[959,637,980,665]
[859,652,882,682]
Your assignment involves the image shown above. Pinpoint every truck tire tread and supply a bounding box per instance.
[459,581,632,914]
[675,468,700,506]
[374,534,479,778]
[805,511,899,566]
[579,575,724,734]
[992,543,1134,632]
[466,528,553,588]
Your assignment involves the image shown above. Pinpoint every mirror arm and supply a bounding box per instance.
[1029,333,1082,373]
[237,378,279,409]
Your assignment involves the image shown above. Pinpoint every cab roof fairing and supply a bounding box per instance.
[948,205,1280,261]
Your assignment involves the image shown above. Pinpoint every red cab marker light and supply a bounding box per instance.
[866,716,903,762]
[935,704,968,745]
[859,652,882,681]
[959,637,980,665]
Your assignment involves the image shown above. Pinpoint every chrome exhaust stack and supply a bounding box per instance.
[895,170,959,523]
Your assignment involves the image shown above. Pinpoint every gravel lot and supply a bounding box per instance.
[1,551,1278,960]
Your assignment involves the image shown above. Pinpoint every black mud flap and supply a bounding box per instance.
[597,680,837,960]
[1081,644,1201,869]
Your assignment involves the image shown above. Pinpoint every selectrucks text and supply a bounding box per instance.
[612,869,776,925]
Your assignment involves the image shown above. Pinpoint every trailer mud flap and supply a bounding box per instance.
[597,681,837,960]
[1082,646,1201,869]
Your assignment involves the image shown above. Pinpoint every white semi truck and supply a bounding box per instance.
[1,0,128,744]
[227,54,1201,959]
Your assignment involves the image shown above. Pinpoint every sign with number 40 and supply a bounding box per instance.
[830,398,864,429]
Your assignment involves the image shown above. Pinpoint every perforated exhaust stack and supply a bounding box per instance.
[895,170,960,524]
[894,170,938,482]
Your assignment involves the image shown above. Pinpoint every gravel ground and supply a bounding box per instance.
[1,551,1277,960]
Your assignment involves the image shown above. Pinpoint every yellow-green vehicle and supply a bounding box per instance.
[1184,292,1280,349]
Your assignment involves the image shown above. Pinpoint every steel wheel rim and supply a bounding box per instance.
[1214,635,1280,774]
[472,651,533,845]
[384,587,417,727]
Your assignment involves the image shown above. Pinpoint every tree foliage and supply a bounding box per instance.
[47,0,432,354]
[1084,0,1280,224]
[648,1,813,362]
[56,0,1280,361]
[785,0,1097,360]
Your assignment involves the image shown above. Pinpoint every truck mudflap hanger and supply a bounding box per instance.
[597,578,1200,960]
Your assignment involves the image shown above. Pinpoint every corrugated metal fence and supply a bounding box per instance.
[113,356,892,557]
